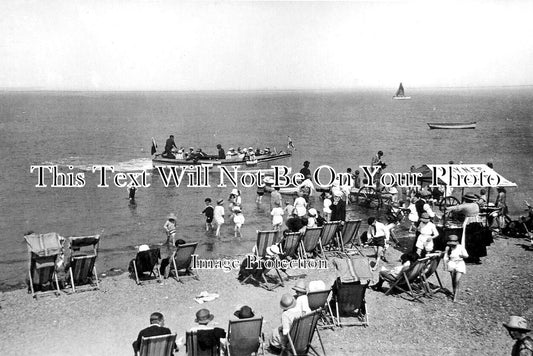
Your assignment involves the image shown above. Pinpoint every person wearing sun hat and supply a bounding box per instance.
[415,212,439,257]
[190,309,227,351]
[293,280,311,314]
[233,305,255,319]
[443,234,469,302]
[214,199,225,237]
[163,213,177,245]
[269,293,303,352]
[503,315,533,355]
[445,192,482,252]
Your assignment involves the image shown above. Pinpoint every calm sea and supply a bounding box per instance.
[0,88,531,291]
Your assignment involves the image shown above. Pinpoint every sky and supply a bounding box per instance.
[1,0,533,91]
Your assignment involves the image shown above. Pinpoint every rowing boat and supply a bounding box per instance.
[427,122,477,130]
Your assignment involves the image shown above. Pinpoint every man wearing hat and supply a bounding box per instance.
[503,315,533,355]
[293,280,311,314]
[269,293,303,352]
[190,309,226,351]
[216,144,225,159]
[300,161,311,178]
[133,312,179,354]
[233,305,255,319]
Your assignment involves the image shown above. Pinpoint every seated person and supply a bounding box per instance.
[160,239,186,278]
[196,148,207,158]
[293,280,311,314]
[269,294,303,353]
[132,312,179,355]
[285,211,308,234]
[370,252,418,291]
[190,309,226,352]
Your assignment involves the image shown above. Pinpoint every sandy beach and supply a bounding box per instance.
[1,232,531,356]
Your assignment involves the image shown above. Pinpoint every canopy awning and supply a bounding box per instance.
[414,164,517,188]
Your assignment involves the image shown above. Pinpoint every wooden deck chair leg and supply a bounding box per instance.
[133,260,141,285]
[93,266,100,289]
[171,258,182,283]
[287,334,297,356]
[153,264,162,283]
[335,300,341,327]
[69,267,76,293]
[318,240,325,258]
[53,271,61,296]
[315,328,326,356]
[29,271,35,298]
[403,275,422,303]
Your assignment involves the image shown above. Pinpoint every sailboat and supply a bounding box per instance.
[392,82,411,100]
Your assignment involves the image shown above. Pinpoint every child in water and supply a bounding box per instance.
[163,213,177,245]
[232,206,245,238]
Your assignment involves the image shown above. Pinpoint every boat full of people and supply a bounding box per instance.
[151,137,292,170]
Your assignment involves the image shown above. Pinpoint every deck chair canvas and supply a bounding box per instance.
[299,227,322,259]
[186,330,220,356]
[307,289,335,329]
[285,310,325,356]
[67,235,100,293]
[281,232,301,260]
[24,233,63,298]
[318,221,342,257]
[383,257,430,302]
[130,247,162,285]
[332,279,369,327]
[338,220,362,253]
[138,333,177,356]
[241,230,283,290]
[226,317,264,356]
[170,242,199,283]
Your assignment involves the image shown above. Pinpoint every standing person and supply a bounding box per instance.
[132,312,179,354]
[407,197,419,233]
[202,198,214,232]
[415,213,439,257]
[214,199,225,237]
[322,192,332,221]
[283,200,294,219]
[443,235,469,302]
[271,201,284,230]
[127,183,137,202]
[503,316,533,356]
[216,144,225,159]
[330,191,346,223]
[163,213,177,245]
[163,135,178,158]
[494,187,508,230]
[256,184,265,203]
[371,150,384,168]
[300,161,311,178]
[307,208,318,228]
[271,187,283,210]
[294,191,307,217]
[366,217,390,269]
[232,206,245,238]
[231,189,242,207]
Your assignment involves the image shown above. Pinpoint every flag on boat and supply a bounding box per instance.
[151,138,157,155]
[287,136,295,150]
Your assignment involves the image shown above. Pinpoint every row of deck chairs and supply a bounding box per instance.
[130,242,199,285]
[136,311,325,356]
[24,233,101,298]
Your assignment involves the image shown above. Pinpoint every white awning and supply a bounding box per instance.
[426,164,517,188]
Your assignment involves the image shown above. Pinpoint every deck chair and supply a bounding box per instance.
[383,257,430,302]
[67,235,100,293]
[285,310,325,356]
[332,279,369,327]
[299,227,323,259]
[318,221,342,257]
[420,252,445,296]
[186,330,221,356]
[338,220,362,254]
[138,333,177,356]
[170,242,199,283]
[281,232,301,260]
[307,288,336,329]
[226,317,264,356]
[130,247,162,285]
[24,233,63,298]
[242,230,284,290]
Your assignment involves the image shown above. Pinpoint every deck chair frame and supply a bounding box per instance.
[67,235,100,293]
[170,242,199,283]
[285,310,325,356]
[307,289,336,330]
[138,333,177,356]
[338,220,362,254]
[318,221,342,257]
[299,227,323,259]
[226,316,264,356]
[186,330,219,356]
[132,248,162,285]
[420,252,445,296]
[281,232,301,260]
[332,280,369,327]
[241,230,283,291]
[384,257,430,302]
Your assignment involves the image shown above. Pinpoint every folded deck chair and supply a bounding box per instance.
[242,230,283,290]
[318,221,342,257]
[138,333,177,356]
[170,242,199,283]
[299,227,323,259]
[383,257,430,302]
[67,235,100,293]
[332,279,369,327]
[186,329,224,356]
[285,310,325,356]
[281,232,301,260]
[338,220,362,254]
[420,252,445,296]
[307,289,335,329]
[226,316,264,356]
[24,233,63,298]
[130,247,162,285]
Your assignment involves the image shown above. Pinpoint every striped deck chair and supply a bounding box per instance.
[420,252,445,296]
[170,242,199,283]
[131,248,162,285]
[226,317,264,356]
[318,221,342,257]
[332,279,369,327]
[383,257,431,303]
[281,232,301,260]
[67,235,100,293]
[299,227,322,259]
[138,333,177,356]
[338,220,362,254]
[24,233,63,299]
[307,289,335,329]
[242,230,283,290]
[186,330,220,356]
[285,310,325,356]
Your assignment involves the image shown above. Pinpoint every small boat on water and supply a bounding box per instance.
[392,82,411,100]
[427,122,477,130]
